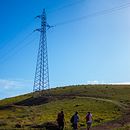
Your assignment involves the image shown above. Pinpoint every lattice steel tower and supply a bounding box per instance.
[33,9,50,93]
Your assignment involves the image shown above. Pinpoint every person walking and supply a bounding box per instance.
[71,111,79,130]
[86,112,92,130]
[57,110,65,130]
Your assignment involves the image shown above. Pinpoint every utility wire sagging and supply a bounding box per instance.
[53,2,130,27]
[1,1,130,64]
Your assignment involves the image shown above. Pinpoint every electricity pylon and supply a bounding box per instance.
[33,9,50,95]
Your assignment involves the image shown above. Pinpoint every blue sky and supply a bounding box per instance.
[0,0,130,99]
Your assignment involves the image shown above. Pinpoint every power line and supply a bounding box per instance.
[0,32,37,64]
[0,19,35,51]
[0,0,84,63]
[47,0,86,14]
[0,37,37,64]
[0,32,34,59]
[53,2,130,27]
[1,2,129,64]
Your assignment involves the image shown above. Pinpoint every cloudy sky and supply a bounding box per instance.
[0,0,130,99]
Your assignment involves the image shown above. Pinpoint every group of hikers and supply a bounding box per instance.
[57,111,92,130]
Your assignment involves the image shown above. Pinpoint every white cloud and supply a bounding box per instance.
[87,80,99,84]
[0,79,33,99]
[0,79,20,89]
[110,82,130,85]
[87,80,130,85]
[0,79,130,99]
[0,79,33,89]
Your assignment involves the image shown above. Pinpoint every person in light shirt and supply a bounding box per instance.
[86,112,92,130]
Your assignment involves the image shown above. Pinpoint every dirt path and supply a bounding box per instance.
[5,95,130,130]
[83,107,130,130]
[78,96,128,109]
[76,96,130,130]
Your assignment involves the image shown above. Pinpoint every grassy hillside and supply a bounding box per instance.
[0,84,130,129]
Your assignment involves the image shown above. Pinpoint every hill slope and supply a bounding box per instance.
[0,84,130,130]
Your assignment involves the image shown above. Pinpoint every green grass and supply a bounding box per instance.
[0,97,121,129]
[0,84,130,129]
[0,93,32,107]
[114,124,130,130]
[50,85,130,104]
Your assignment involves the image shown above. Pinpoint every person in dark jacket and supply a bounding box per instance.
[57,111,64,130]
[71,112,79,130]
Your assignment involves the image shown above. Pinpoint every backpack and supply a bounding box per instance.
[70,115,74,123]
[86,114,90,122]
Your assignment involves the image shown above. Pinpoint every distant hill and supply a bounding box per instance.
[0,84,130,130]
